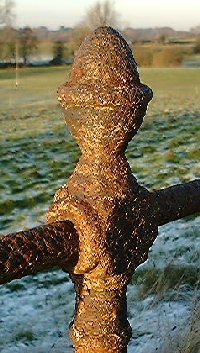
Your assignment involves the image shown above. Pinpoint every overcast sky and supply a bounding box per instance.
[15,0,200,31]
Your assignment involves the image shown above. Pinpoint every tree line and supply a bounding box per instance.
[0,0,120,66]
[0,0,200,67]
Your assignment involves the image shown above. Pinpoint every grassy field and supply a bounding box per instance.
[0,65,200,134]
[0,65,199,227]
[0,66,199,353]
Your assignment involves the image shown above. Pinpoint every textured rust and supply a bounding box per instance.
[0,221,79,284]
[0,25,200,353]
[58,26,152,110]
[154,179,200,226]
[47,26,200,352]
[47,26,155,353]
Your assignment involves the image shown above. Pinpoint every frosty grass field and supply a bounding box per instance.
[0,66,199,353]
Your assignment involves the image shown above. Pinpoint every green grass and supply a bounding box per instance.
[132,264,199,299]
[140,68,200,117]
[0,66,70,121]
[0,66,199,231]
[15,328,35,343]
[1,66,199,115]
[0,64,199,353]
[0,66,199,136]
[158,300,200,353]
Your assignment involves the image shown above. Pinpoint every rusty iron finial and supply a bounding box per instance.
[47,26,156,353]
[0,26,200,353]
[58,26,152,111]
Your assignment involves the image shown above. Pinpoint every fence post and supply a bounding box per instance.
[46,26,158,352]
[0,25,200,353]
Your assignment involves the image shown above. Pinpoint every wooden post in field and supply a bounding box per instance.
[0,26,200,353]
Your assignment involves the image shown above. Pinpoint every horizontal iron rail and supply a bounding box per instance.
[154,179,200,226]
[0,221,79,285]
[0,180,199,286]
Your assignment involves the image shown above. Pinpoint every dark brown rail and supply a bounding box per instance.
[154,179,200,226]
[0,221,79,284]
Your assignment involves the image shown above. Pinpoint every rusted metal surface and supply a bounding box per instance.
[47,26,155,352]
[0,25,199,353]
[0,221,79,284]
[154,179,200,226]
[47,26,200,352]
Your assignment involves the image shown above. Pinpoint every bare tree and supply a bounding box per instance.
[0,25,16,62]
[18,27,38,65]
[0,0,16,63]
[0,0,15,27]
[194,36,200,54]
[51,40,65,65]
[0,0,4,25]
[67,0,119,56]
[67,25,90,57]
[83,0,119,30]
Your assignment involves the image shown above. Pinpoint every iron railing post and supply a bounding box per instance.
[0,221,79,284]
[46,27,200,352]
[0,26,200,353]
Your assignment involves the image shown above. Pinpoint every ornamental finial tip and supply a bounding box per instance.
[58,26,152,109]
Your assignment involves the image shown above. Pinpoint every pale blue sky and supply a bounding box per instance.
[15,0,200,30]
